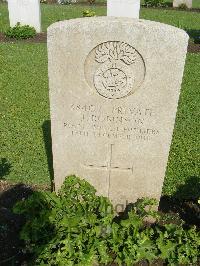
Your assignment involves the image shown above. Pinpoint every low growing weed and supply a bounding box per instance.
[5,23,36,39]
[14,175,200,265]
[143,0,166,7]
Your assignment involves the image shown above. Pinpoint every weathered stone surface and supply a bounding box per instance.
[47,17,188,211]
[8,0,41,32]
[173,0,192,8]
[107,0,140,19]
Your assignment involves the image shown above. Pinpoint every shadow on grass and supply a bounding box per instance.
[174,175,200,200]
[42,120,54,191]
[0,158,12,180]
[186,29,200,44]
[162,1,172,7]
[0,184,34,265]
[159,176,200,227]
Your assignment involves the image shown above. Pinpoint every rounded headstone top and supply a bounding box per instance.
[47,17,189,40]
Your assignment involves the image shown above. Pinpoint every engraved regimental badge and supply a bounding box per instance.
[85,41,145,99]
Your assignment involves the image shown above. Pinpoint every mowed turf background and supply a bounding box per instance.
[0,3,200,198]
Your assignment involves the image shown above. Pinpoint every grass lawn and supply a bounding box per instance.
[0,3,199,198]
[0,44,50,185]
[163,53,200,198]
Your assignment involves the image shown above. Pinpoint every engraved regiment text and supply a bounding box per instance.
[63,103,159,141]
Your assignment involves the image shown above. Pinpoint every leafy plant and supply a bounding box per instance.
[5,23,36,39]
[178,3,188,9]
[14,176,200,265]
[57,0,77,4]
[87,0,95,4]
[0,158,12,179]
[156,224,200,265]
[14,176,114,265]
[143,0,166,7]
[83,9,96,17]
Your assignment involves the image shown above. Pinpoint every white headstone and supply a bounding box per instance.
[8,0,41,33]
[173,0,192,8]
[47,17,188,211]
[107,0,140,19]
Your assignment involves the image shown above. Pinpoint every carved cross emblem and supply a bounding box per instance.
[83,144,133,197]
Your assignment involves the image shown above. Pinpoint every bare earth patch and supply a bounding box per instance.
[0,32,47,43]
[0,33,199,53]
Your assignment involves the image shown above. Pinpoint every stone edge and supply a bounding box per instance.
[47,17,189,41]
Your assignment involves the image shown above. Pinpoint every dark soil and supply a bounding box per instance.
[0,181,49,266]
[0,33,200,53]
[188,42,200,53]
[0,32,47,43]
[0,180,199,266]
